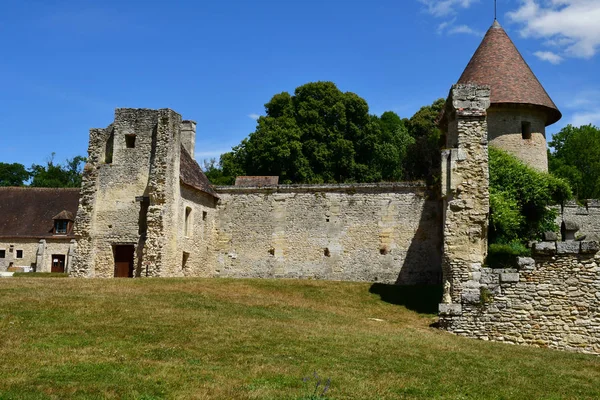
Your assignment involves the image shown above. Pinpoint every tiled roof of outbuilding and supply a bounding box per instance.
[179,146,219,198]
[457,20,561,126]
[0,187,79,238]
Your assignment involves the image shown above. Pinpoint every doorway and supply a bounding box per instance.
[114,245,134,278]
[51,254,66,273]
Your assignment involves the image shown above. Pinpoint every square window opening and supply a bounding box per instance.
[0,249,5,258]
[16,250,23,259]
[202,211,207,221]
[125,134,136,148]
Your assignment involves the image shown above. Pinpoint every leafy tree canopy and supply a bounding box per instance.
[209,81,419,184]
[489,147,572,245]
[29,154,86,188]
[0,162,30,186]
[549,124,600,200]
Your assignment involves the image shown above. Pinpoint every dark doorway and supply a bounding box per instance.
[51,254,66,273]
[114,245,134,278]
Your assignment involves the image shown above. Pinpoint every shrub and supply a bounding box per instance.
[486,242,531,269]
[489,147,572,245]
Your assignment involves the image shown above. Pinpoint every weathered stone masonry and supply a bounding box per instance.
[212,183,441,284]
[440,241,600,355]
[439,84,491,306]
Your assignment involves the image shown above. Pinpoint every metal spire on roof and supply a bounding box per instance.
[494,0,497,20]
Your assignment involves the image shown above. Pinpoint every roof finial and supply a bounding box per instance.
[494,0,497,20]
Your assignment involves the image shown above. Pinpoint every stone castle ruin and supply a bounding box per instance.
[2,20,600,354]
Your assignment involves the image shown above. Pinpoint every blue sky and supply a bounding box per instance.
[1,0,599,168]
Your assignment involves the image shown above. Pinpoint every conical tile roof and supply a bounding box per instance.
[458,20,561,126]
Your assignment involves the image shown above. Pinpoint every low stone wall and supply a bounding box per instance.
[440,241,600,354]
[212,183,442,285]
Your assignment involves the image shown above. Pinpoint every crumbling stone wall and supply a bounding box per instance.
[211,183,441,284]
[558,200,600,241]
[440,84,491,305]
[440,241,600,354]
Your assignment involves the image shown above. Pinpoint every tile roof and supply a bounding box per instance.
[179,146,218,198]
[235,176,279,187]
[457,20,561,126]
[0,187,79,238]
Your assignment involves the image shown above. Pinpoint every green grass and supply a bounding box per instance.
[12,272,69,278]
[0,278,599,399]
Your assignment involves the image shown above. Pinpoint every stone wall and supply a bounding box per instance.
[0,238,73,272]
[559,200,600,241]
[211,183,442,284]
[440,241,600,354]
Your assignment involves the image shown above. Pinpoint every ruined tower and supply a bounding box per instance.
[457,20,561,172]
[72,108,218,278]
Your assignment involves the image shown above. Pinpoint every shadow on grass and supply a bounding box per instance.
[369,284,442,315]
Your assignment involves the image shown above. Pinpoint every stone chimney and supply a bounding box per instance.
[181,120,196,156]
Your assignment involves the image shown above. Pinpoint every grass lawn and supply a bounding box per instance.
[0,278,599,399]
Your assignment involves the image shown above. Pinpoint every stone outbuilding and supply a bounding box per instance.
[0,187,79,273]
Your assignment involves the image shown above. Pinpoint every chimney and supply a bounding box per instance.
[181,120,196,156]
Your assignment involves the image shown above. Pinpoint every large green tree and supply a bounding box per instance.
[403,98,445,182]
[212,82,415,184]
[0,162,29,186]
[548,124,600,200]
[29,154,86,188]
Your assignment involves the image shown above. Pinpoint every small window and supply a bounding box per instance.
[184,207,192,237]
[16,250,23,259]
[105,131,114,164]
[182,252,190,270]
[522,121,532,140]
[202,211,207,221]
[55,220,68,234]
[125,134,136,148]
[0,250,5,258]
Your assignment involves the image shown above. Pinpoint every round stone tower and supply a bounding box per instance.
[457,20,561,172]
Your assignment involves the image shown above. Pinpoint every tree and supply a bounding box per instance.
[29,154,86,188]
[403,98,446,183]
[549,124,600,200]
[0,163,29,186]
[215,81,416,184]
[489,147,572,245]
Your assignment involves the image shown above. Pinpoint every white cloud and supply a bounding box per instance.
[563,90,600,127]
[534,50,564,64]
[570,111,600,127]
[248,113,260,120]
[448,24,482,36]
[508,0,600,59]
[419,0,478,17]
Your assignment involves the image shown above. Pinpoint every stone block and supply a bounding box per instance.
[543,231,558,241]
[517,257,535,271]
[439,303,462,316]
[580,241,600,254]
[500,273,520,283]
[462,289,481,304]
[557,241,580,255]
[533,241,556,256]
